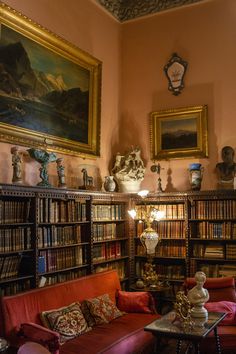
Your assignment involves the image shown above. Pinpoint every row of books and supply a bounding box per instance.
[39,268,88,286]
[38,198,87,223]
[135,203,184,220]
[157,243,186,258]
[92,204,124,221]
[0,200,31,223]
[192,244,224,258]
[226,244,236,259]
[190,260,236,278]
[190,221,236,239]
[93,223,125,241]
[191,199,236,219]
[0,255,22,279]
[0,227,31,252]
[156,264,185,280]
[0,279,31,296]
[93,242,122,262]
[136,220,185,239]
[39,247,87,272]
[94,260,126,280]
[38,225,84,248]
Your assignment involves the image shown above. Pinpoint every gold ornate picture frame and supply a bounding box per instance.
[0,3,102,157]
[150,105,208,160]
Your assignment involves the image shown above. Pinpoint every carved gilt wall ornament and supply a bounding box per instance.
[164,53,188,96]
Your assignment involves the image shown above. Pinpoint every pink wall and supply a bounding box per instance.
[1,0,236,193]
[121,0,236,192]
[1,0,121,189]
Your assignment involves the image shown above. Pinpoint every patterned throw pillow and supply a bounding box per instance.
[84,294,123,325]
[40,302,91,344]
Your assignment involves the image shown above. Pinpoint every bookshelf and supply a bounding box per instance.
[131,193,188,299]
[0,184,130,295]
[1,185,236,297]
[36,190,91,287]
[0,186,36,296]
[188,190,236,278]
[91,195,130,288]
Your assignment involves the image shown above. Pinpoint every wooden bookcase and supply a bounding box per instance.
[1,184,236,297]
[0,184,130,295]
[91,194,130,288]
[131,193,188,296]
[188,190,236,278]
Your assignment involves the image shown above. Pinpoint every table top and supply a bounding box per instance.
[144,311,226,340]
[130,283,170,293]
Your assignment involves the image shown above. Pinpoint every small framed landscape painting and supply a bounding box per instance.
[150,105,208,160]
[0,3,102,157]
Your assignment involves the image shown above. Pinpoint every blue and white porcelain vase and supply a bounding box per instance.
[189,163,204,191]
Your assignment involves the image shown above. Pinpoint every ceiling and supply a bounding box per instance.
[97,0,204,22]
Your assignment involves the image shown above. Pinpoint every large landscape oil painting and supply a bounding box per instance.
[0,4,101,156]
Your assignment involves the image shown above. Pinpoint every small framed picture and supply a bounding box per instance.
[150,105,208,160]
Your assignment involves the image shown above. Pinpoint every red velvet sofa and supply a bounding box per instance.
[1,270,160,354]
[184,276,236,354]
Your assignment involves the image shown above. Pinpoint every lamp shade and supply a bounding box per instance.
[140,227,159,255]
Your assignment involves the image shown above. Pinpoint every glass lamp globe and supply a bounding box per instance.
[140,227,159,256]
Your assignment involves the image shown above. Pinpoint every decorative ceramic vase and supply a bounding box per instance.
[136,279,144,289]
[28,148,57,187]
[189,163,204,191]
[104,176,116,192]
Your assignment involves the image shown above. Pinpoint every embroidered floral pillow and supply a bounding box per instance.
[84,294,123,325]
[40,302,91,344]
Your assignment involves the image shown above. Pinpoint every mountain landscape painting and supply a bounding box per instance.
[0,24,90,145]
[161,117,197,150]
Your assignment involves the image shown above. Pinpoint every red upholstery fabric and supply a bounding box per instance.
[59,313,158,354]
[117,290,153,313]
[1,270,121,341]
[0,270,160,354]
[205,301,236,325]
[184,276,236,302]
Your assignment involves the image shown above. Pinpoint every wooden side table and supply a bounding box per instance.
[130,283,171,314]
[144,311,227,354]
[0,338,9,353]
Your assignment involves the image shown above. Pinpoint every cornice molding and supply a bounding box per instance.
[97,0,204,22]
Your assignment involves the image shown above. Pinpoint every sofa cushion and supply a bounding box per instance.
[81,301,96,327]
[84,294,123,325]
[117,290,153,314]
[59,313,159,354]
[205,301,236,325]
[40,302,91,344]
[185,277,236,302]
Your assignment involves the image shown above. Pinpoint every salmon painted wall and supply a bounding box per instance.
[1,0,121,189]
[1,0,236,193]
[121,0,236,192]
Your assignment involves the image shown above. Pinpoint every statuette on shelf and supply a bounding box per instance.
[112,146,145,193]
[56,158,66,188]
[216,146,236,190]
[11,146,23,184]
[79,168,95,190]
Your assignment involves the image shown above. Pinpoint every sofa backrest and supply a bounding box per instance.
[184,276,236,302]
[1,270,121,338]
